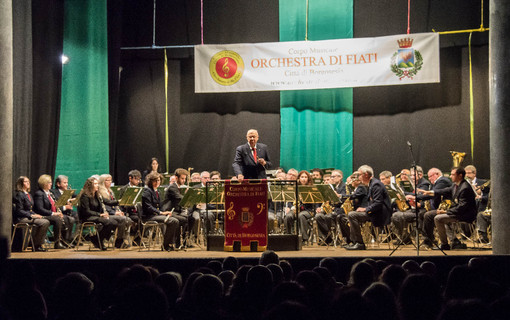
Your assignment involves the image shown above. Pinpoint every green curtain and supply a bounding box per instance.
[279,0,353,174]
[55,0,109,189]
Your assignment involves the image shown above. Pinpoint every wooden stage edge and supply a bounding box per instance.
[9,245,493,260]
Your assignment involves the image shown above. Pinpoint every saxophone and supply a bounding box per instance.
[341,184,353,214]
[394,175,410,212]
[438,198,452,211]
[483,188,492,216]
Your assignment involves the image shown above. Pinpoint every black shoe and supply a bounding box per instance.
[115,239,124,249]
[90,237,102,249]
[35,246,47,252]
[342,242,354,249]
[422,238,434,249]
[166,245,175,252]
[54,241,67,250]
[433,243,450,250]
[451,241,467,249]
[345,242,366,250]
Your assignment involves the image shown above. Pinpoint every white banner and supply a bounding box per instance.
[195,32,440,93]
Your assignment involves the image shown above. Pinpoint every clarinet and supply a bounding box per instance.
[98,194,109,216]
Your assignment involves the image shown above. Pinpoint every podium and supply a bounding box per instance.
[223,180,268,252]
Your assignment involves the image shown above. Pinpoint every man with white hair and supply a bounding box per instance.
[345,165,392,250]
[232,129,272,180]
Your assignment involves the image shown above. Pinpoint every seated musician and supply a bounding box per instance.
[118,169,142,225]
[267,171,287,234]
[77,177,119,250]
[311,168,324,183]
[50,174,77,242]
[415,168,452,248]
[33,174,74,249]
[51,175,78,220]
[190,172,201,183]
[345,165,392,250]
[191,171,215,235]
[392,166,430,244]
[162,168,191,248]
[328,170,351,244]
[141,172,179,251]
[464,165,491,243]
[420,166,477,250]
[283,168,299,234]
[99,174,133,248]
[285,170,318,245]
[12,176,50,252]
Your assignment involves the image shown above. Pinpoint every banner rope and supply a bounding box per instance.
[407,0,411,34]
[305,0,309,41]
[164,49,170,171]
[201,0,204,44]
[468,32,474,161]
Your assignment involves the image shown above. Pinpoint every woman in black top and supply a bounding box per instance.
[12,176,50,251]
[78,177,118,250]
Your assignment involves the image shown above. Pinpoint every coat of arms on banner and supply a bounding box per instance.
[209,50,245,86]
[390,38,423,80]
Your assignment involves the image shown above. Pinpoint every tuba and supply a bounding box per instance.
[450,151,466,167]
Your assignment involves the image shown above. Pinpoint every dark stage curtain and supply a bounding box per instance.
[12,0,63,186]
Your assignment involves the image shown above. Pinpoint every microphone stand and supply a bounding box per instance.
[390,141,432,256]
[408,141,420,256]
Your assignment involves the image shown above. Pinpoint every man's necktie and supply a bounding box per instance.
[252,147,257,162]
[48,194,56,212]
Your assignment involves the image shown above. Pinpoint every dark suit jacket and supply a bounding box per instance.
[365,178,392,227]
[436,179,477,222]
[473,178,490,211]
[162,183,186,214]
[351,185,368,210]
[34,189,56,216]
[78,193,105,221]
[13,191,35,222]
[232,143,272,179]
[141,187,162,219]
[417,176,452,209]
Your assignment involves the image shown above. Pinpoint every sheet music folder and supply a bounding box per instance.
[268,184,297,202]
[118,187,143,206]
[54,189,76,207]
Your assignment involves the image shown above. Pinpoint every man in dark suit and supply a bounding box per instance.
[162,168,191,247]
[51,175,77,241]
[232,129,272,180]
[422,166,477,250]
[346,165,392,250]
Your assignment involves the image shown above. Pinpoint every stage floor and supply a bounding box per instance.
[10,243,493,260]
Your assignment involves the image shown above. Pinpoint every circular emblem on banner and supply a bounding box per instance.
[209,50,244,86]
